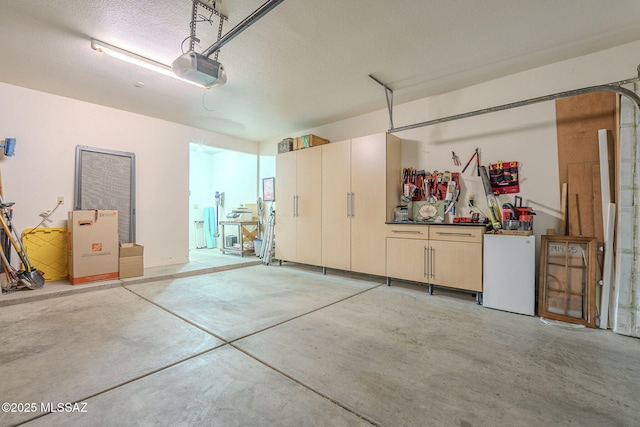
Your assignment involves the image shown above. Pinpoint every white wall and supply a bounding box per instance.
[188,146,215,250]
[261,40,640,153]
[0,83,257,268]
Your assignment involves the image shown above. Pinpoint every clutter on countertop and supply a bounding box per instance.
[495,195,535,235]
[396,155,533,232]
[400,168,460,223]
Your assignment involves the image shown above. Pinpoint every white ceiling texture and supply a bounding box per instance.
[2,0,640,142]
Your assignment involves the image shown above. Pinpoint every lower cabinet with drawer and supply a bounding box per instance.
[386,224,486,302]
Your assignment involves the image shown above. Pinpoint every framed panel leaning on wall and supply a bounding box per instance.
[538,235,597,328]
[262,177,275,201]
[74,146,136,243]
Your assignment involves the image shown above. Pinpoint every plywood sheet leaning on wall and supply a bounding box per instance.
[567,163,602,241]
[556,92,616,243]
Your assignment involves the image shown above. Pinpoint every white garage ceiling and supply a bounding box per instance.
[2,0,640,142]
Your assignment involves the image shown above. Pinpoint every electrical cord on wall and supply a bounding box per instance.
[23,200,64,236]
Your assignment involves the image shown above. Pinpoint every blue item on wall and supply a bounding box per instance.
[1,138,16,157]
[203,207,217,248]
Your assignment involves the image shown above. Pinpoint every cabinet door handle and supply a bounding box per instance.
[391,230,424,234]
[351,193,355,217]
[423,246,427,278]
[435,232,474,237]
[346,192,351,217]
[429,246,434,279]
[294,195,299,217]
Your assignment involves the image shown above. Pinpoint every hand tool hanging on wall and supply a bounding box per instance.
[479,166,502,230]
[461,148,480,176]
[452,151,461,166]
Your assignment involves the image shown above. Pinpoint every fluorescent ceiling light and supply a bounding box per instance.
[90,39,208,89]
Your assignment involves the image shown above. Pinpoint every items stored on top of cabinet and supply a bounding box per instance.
[277,135,330,153]
[277,138,294,153]
[295,134,329,150]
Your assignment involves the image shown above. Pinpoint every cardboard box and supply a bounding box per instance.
[119,243,144,279]
[294,134,330,150]
[277,138,294,154]
[68,210,119,285]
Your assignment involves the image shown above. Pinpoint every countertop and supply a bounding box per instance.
[385,221,490,228]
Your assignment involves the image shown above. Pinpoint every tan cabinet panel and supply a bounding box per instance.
[386,238,429,283]
[275,151,297,262]
[321,140,351,271]
[295,148,322,265]
[351,133,400,276]
[385,224,485,292]
[386,224,429,239]
[429,240,483,291]
[429,226,484,243]
[275,148,322,265]
[280,132,400,277]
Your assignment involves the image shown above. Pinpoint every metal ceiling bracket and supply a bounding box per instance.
[386,72,640,134]
[189,0,228,54]
[202,0,286,58]
[369,74,394,130]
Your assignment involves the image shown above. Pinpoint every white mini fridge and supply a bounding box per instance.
[483,234,535,316]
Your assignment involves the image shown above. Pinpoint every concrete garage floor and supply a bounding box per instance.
[1,261,639,426]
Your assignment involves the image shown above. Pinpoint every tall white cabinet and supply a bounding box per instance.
[275,147,322,266]
[321,133,401,276]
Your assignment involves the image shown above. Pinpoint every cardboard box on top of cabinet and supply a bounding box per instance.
[119,243,144,279]
[67,210,119,285]
[278,138,294,154]
[294,134,330,150]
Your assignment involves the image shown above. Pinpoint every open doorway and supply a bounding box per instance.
[189,143,258,263]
